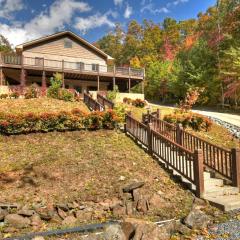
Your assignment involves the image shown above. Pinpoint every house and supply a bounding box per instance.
[0,31,145,95]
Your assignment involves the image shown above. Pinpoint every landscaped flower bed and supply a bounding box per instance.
[0,109,120,135]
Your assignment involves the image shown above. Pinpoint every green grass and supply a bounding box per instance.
[0,97,89,115]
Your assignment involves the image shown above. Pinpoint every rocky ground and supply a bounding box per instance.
[0,130,226,239]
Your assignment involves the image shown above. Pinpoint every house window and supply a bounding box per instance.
[35,57,43,66]
[64,40,72,48]
[92,64,99,72]
[76,62,84,71]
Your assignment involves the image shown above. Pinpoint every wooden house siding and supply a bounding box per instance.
[23,36,107,65]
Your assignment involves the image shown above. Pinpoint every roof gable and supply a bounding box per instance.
[16,31,113,61]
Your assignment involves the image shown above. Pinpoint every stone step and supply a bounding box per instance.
[204,194,240,211]
[204,178,224,188]
[203,185,239,197]
[204,171,211,180]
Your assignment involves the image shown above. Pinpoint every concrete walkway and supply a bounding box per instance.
[149,103,240,127]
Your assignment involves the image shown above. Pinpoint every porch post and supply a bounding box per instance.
[0,67,4,85]
[113,64,116,90]
[97,75,100,91]
[20,55,26,87]
[62,60,65,88]
[142,68,145,94]
[128,67,131,93]
[42,58,47,91]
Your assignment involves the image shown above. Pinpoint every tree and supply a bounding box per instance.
[0,35,12,52]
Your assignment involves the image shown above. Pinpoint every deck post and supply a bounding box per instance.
[142,68,145,94]
[20,55,26,87]
[176,123,183,146]
[0,67,4,85]
[156,109,161,119]
[62,60,65,88]
[41,58,47,92]
[194,149,204,198]
[147,123,153,155]
[128,67,131,93]
[113,65,116,90]
[231,148,240,190]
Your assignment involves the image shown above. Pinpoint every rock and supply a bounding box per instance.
[104,224,126,240]
[126,202,134,215]
[32,236,45,240]
[112,204,126,216]
[123,192,133,201]
[55,203,69,212]
[0,208,8,221]
[57,207,68,220]
[175,222,191,235]
[136,198,148,213]
[62,216,77,226]
[76,211,92,221]
[119,176,126,181]
[30,214,43,227]
[184,209,211,229]
[121,222,135,239]
[148,194,165,209]
[18,209,35,217]
[36,209,54,221]
[5,214,31,229]
[123,182,145,193]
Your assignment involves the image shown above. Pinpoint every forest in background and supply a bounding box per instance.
[96,0,240,107]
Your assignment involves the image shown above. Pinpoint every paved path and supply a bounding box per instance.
[149,103,240,127]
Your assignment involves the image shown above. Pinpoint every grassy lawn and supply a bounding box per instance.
[0,98,89,115]
[0,130,193,220]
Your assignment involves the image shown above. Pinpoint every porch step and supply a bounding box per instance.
[204,178,224,188]
[204,194,240,211]
[203,185,239,197]
[204,171,211,180]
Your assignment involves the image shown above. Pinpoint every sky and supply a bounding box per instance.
[0,0,217,47]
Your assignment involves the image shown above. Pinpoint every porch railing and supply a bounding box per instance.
[83,93,104,111]
[97,93,114,109]
[0,53,144,78]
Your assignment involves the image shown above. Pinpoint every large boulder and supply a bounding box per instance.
[5,214,31,229]
[104,224,126,240]
[122,182,145,193]
[184,209,211,229]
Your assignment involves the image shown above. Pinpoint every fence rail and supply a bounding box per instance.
[125,113,204,197]
[97,94,114,109]
[0,54,144,78]
[83,93,104,112]
[148,111,238,183]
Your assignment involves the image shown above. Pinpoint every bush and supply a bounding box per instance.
[132,99,146,108]
[0,109,120,135]
[10,92,20,99]
[0,94,8,99]
[47,73,63,99]
[58,88,74,102]
[25,85,39,99]
[163,112,213,131]
[107,85,119,101]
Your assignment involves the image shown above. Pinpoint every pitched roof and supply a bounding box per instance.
[15,31,114,60]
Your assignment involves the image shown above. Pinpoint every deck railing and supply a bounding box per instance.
[0,54,144,78]
[83,93,104,112]
[97,93,114,109]
[125,113,204,197]
[148,110,239,184]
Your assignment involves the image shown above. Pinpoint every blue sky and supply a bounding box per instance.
[0,0,216,47]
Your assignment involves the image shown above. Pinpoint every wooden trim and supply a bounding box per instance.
[232,148,240,189]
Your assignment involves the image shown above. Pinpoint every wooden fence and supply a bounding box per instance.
[125,112,204,197]
[147,110,240,187]
[83,93,104,111]
[97,94,114,109]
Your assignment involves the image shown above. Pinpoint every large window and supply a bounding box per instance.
[92,64,99,72]
[76,62,84,71]
[35,57,43,66]
[64,40,72,48]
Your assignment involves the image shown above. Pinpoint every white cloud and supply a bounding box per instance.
[0,0,93,46]
[114,0,124,6]
[75,12,115,34]
[124,4,132,18]
[173,0,189,6]
[141,3,170,14]
[0,0,25,19]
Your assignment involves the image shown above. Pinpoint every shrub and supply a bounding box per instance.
[58,88,74,102]
[164,112,213,132]
[107,85,119,101]
[47,73,63,99]
[0,94,8,99]
[0,109,120,135]
[10,91,20,99]
[132,98,146,108]
[25,84,39,99]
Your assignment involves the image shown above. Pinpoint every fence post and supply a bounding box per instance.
[194,149,204,198]
[156,109,161,119]
[176,123,183,146]
[231,148,240,190]
[147,123,153,155]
